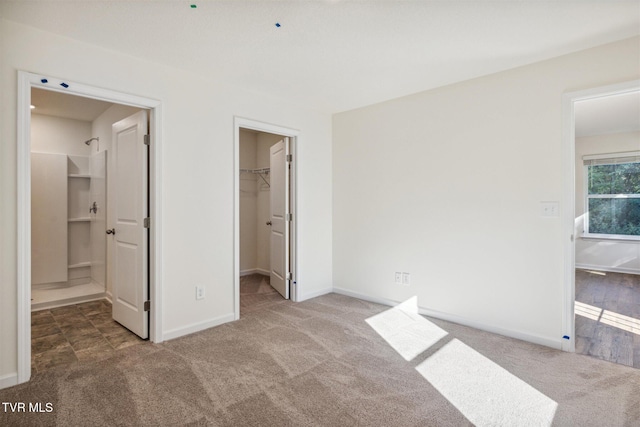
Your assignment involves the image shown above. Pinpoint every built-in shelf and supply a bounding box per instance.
[68,262,91,269]
[68,174,91,178]
[68,217,91,222]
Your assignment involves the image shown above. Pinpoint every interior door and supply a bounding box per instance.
[109,110,149,338]
[269,138,290,299]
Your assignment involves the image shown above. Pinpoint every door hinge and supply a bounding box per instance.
[286,272,292,280]
[144,134,150,146]
[286,213,293,221]
[144,217,150,228]
[286,154,292,163]
[144,300,151,311]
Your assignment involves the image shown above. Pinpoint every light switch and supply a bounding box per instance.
[540,202,559,217]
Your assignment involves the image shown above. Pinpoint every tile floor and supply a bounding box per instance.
[31,276,280,373]
[575,269,640,368]
[31,300,146,373]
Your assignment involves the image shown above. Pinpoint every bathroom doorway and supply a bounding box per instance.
[30,88,150,372]
[17,72,163,382]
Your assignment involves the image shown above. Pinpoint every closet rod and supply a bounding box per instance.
[240,167,270,187]
[240,168,270,174]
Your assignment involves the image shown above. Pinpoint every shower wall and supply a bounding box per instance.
[31,113,94,287]
[90,151,107,289]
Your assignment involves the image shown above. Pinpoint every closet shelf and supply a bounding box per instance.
[68,173,91,178]
[240,168,270,174]
[68,217,91,222]
[68,262,91,269]
[240,168,270,187]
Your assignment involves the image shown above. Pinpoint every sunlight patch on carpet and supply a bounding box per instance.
[416,339,557,427]
[365,296,448,361]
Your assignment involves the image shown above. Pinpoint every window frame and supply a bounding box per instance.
[583,151,640,241]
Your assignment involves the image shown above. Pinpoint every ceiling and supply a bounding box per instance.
[31,88,113,121]
[2,1,639,113]
[575,91,640,137]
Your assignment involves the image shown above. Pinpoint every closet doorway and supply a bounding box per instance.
[234,118,298,319]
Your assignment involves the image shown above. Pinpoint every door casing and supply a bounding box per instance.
[16,71,164,385]
[233,117,299,319]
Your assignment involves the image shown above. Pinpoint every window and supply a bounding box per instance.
[584,152,640,239]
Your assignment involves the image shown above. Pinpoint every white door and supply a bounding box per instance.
[108,110,149,339]
[270,138,290,299]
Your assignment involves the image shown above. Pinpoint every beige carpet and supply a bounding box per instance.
[1,283,639,426]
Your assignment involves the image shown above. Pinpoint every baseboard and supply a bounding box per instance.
[576,263,640,275]
[240,268,270,277]
[31,292,107,312]
[0,372,18,390]
[104,290,113,304]
[163,313,235,341]
[298,287,333,302]
[332,287,562,350]
[33,277,92,289]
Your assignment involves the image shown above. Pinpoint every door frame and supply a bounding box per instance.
[561,78,640,352]
[233,117,299,319]
[16,71,164,384]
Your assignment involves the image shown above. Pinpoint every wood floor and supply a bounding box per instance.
[575,269,640,368]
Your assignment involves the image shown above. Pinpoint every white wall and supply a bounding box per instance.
[333,36,640,349]
[575,131,640,273]
[31,113,91,156]
[239,130,258,273]
[0,19,332,384]
[91,104,142,155]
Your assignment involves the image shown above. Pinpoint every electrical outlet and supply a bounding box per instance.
[196,285,205,300]
[402,272,411,286]
[395,272,402,284]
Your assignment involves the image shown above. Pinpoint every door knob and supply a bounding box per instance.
[106,228,115,235]
[266,221,272,226]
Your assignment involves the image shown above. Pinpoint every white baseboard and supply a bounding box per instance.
[332,287,562,350]
[105,290,113,304]
[31,292,106,312]
[162,313,235,341]
[240,268,270,277]
[0,372,18,390]
[298,287,333,302]
[576,263,640,275]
